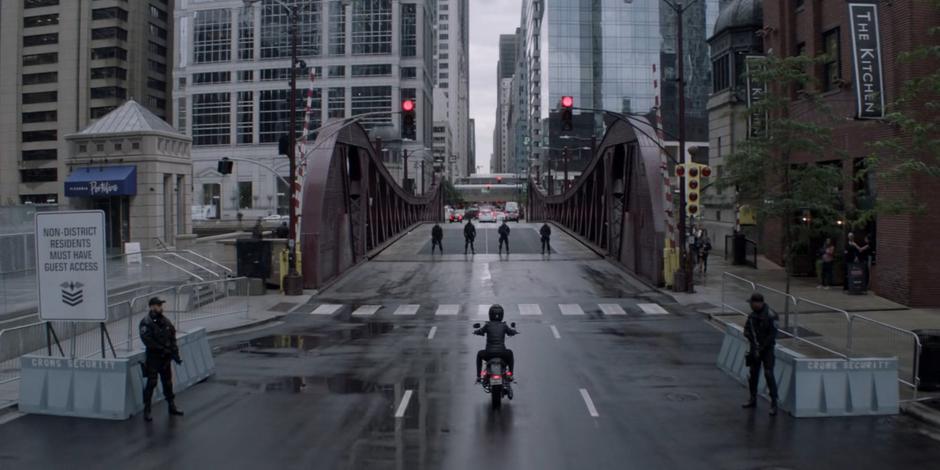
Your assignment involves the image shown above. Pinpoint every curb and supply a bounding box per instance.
[205,314,286,338]
[901,401,940,429]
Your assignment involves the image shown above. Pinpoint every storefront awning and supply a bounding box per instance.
[65,166,137,197]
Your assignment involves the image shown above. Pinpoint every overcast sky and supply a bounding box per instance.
[469,0,523,174]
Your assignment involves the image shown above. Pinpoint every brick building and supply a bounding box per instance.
[762,0,940,306]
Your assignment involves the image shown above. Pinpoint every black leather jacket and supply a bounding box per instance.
[474,321,518,352]
[431,225,443,240]
[464,223,476,240]
[140,313,179,360]
[540,224,551,239]
[498,224,510,239]
[744,305,777,352]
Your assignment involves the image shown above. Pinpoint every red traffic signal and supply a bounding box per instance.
[688,167,699,178]
[689,180,699,190]
[561,96,574,108]
[701,166,712,177]
[402,99,415,112]
[675,165,685,177]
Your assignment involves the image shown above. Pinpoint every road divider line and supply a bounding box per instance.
[550,325,561,339]
[312,304,343,315]
[638,303,669,315]
[599,304,626,316]
[394,304,420,316]
[395,390,414,418]
[352,305,381,316]
[427,326,437,339]
[579,388,599,418]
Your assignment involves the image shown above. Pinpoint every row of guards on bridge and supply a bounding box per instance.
[429,222,553,256]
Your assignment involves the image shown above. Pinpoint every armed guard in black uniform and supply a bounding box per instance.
[139,297,184,422]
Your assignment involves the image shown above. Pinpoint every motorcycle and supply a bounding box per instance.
[473,322,517,410]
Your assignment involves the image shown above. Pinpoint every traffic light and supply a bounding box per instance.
[684,163,711,216]
[218,158,233,175]
[560,96,574,131]
[402,99,416,140]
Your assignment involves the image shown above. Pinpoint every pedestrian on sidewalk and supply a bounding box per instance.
[697,229,712,274]
[140,298,184,422]
[431,223,444,255]
[742,293,779,416]
[843,232,861,291]
[464,219,476,255]
[498,220,511,255]
[858,235,872,290]
[818,238,835,289]
[540,223,552,255]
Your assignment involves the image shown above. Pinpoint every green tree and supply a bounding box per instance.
[441,179,464,207]
[718,54,843,300]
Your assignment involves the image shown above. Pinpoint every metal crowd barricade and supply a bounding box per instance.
[720,272,755,316]
[753,283,799,333]
[792,297,852,351]
[849,315,922,399]
[173,277,249,326]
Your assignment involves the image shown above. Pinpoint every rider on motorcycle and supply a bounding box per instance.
[473,304,518,382]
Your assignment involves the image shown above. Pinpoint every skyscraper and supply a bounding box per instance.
[432,0,470,178]
[493,32,518,174]
[174,0,436,220]
[0,0,174,206]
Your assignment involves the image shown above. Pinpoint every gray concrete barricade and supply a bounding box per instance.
[19,328,214,420]
[717,323,899,417]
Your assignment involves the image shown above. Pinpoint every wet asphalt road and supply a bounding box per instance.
[1,224,939,469]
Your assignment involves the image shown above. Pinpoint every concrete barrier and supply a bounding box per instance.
[19,328,214,420]
[717,323,898,417]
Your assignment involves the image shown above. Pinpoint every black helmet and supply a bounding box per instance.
[488,304,504,322]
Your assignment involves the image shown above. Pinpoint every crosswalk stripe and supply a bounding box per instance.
[599,304,626,316]
[394,304,419,316]
[560,304,584,316]
[352,305,381,316]
[477,304,490,317]
[519,304,542,316]
[638,303,669,315]
[436,304,460,316]
[312,304,343,315]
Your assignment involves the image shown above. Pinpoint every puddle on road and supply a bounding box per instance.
[241,322,396,355]
[214,374,385,395]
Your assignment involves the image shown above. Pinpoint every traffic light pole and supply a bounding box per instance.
[563,146,569,191]
[282,9,303,296]
[402,149,409,194]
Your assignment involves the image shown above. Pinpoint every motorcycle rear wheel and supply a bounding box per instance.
[491,385,503,410]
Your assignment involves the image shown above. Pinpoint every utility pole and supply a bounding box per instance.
[402,149,410,193]
[283,7,303,295]
[563,146,569,192]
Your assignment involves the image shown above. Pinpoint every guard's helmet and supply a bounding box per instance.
[488,304,504,322]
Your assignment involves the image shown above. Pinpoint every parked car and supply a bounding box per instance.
[465,206,480,220]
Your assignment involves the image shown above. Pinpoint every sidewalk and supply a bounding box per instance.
[0,289,311,412]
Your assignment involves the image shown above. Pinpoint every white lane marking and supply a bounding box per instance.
[520,304,542,316]
[395,390,414,418]
[427,326,438,339]
[579,388,599,418]
[394,304,420,316]
[599,304,626,316]
[638,303,669,315]
[312,304,343,315]
[477,304,490,317]
[560,304,584,316]
[550,325,561,339]
[436,304,460,316]
[352,305,381,316]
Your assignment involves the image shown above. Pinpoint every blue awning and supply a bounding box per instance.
[65,166,137,197]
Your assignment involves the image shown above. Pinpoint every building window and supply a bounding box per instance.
[712,54,731,93]
[238,70,254,82]
[238,181,253,209]
[177,98,186,133]
[22,130,57,142]
[192,92,231,146]
[822,28,841,92]
[259,89,308,143]
[351,64,392,77]
[149,41,167,57]
[261,0,321,59]
[329,0,346,56]
[91,47,128,60]
[327,65,345,78]
[149,59,166,74]
[23,33,58,47]
[22,110,57,123]
[20,168,57,183]
[22,91,57,104]
[352,0,392,55]
[96,143,104,152]
[261,68,290,81]
[149,23,167,40]
[147,95,166,110]
[147,78,167,91]
[328,87,345,118]
[193,9,230,63]
[439,72,449,79]
[239,7,254,61]
[92,8,128,21]
[131,142,140,150]
[91,106,117,119]
[401,3,416,57]
[22,149,57,161]
[149,4,167,22]
[351,86,391,128]
[24,14,58,28]
[92,27,128,41]
[237,91,253,144]
[22,71,58,85]
[25,0,59,9]
[91,67,126,80]
[192,71,231,85]
[91,86,126,99]
[23,52,57,67]
[401,67,417,79]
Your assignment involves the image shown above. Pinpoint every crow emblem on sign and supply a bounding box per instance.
[61,281,84,306]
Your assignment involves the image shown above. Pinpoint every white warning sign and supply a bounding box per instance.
[35,211,108,322]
